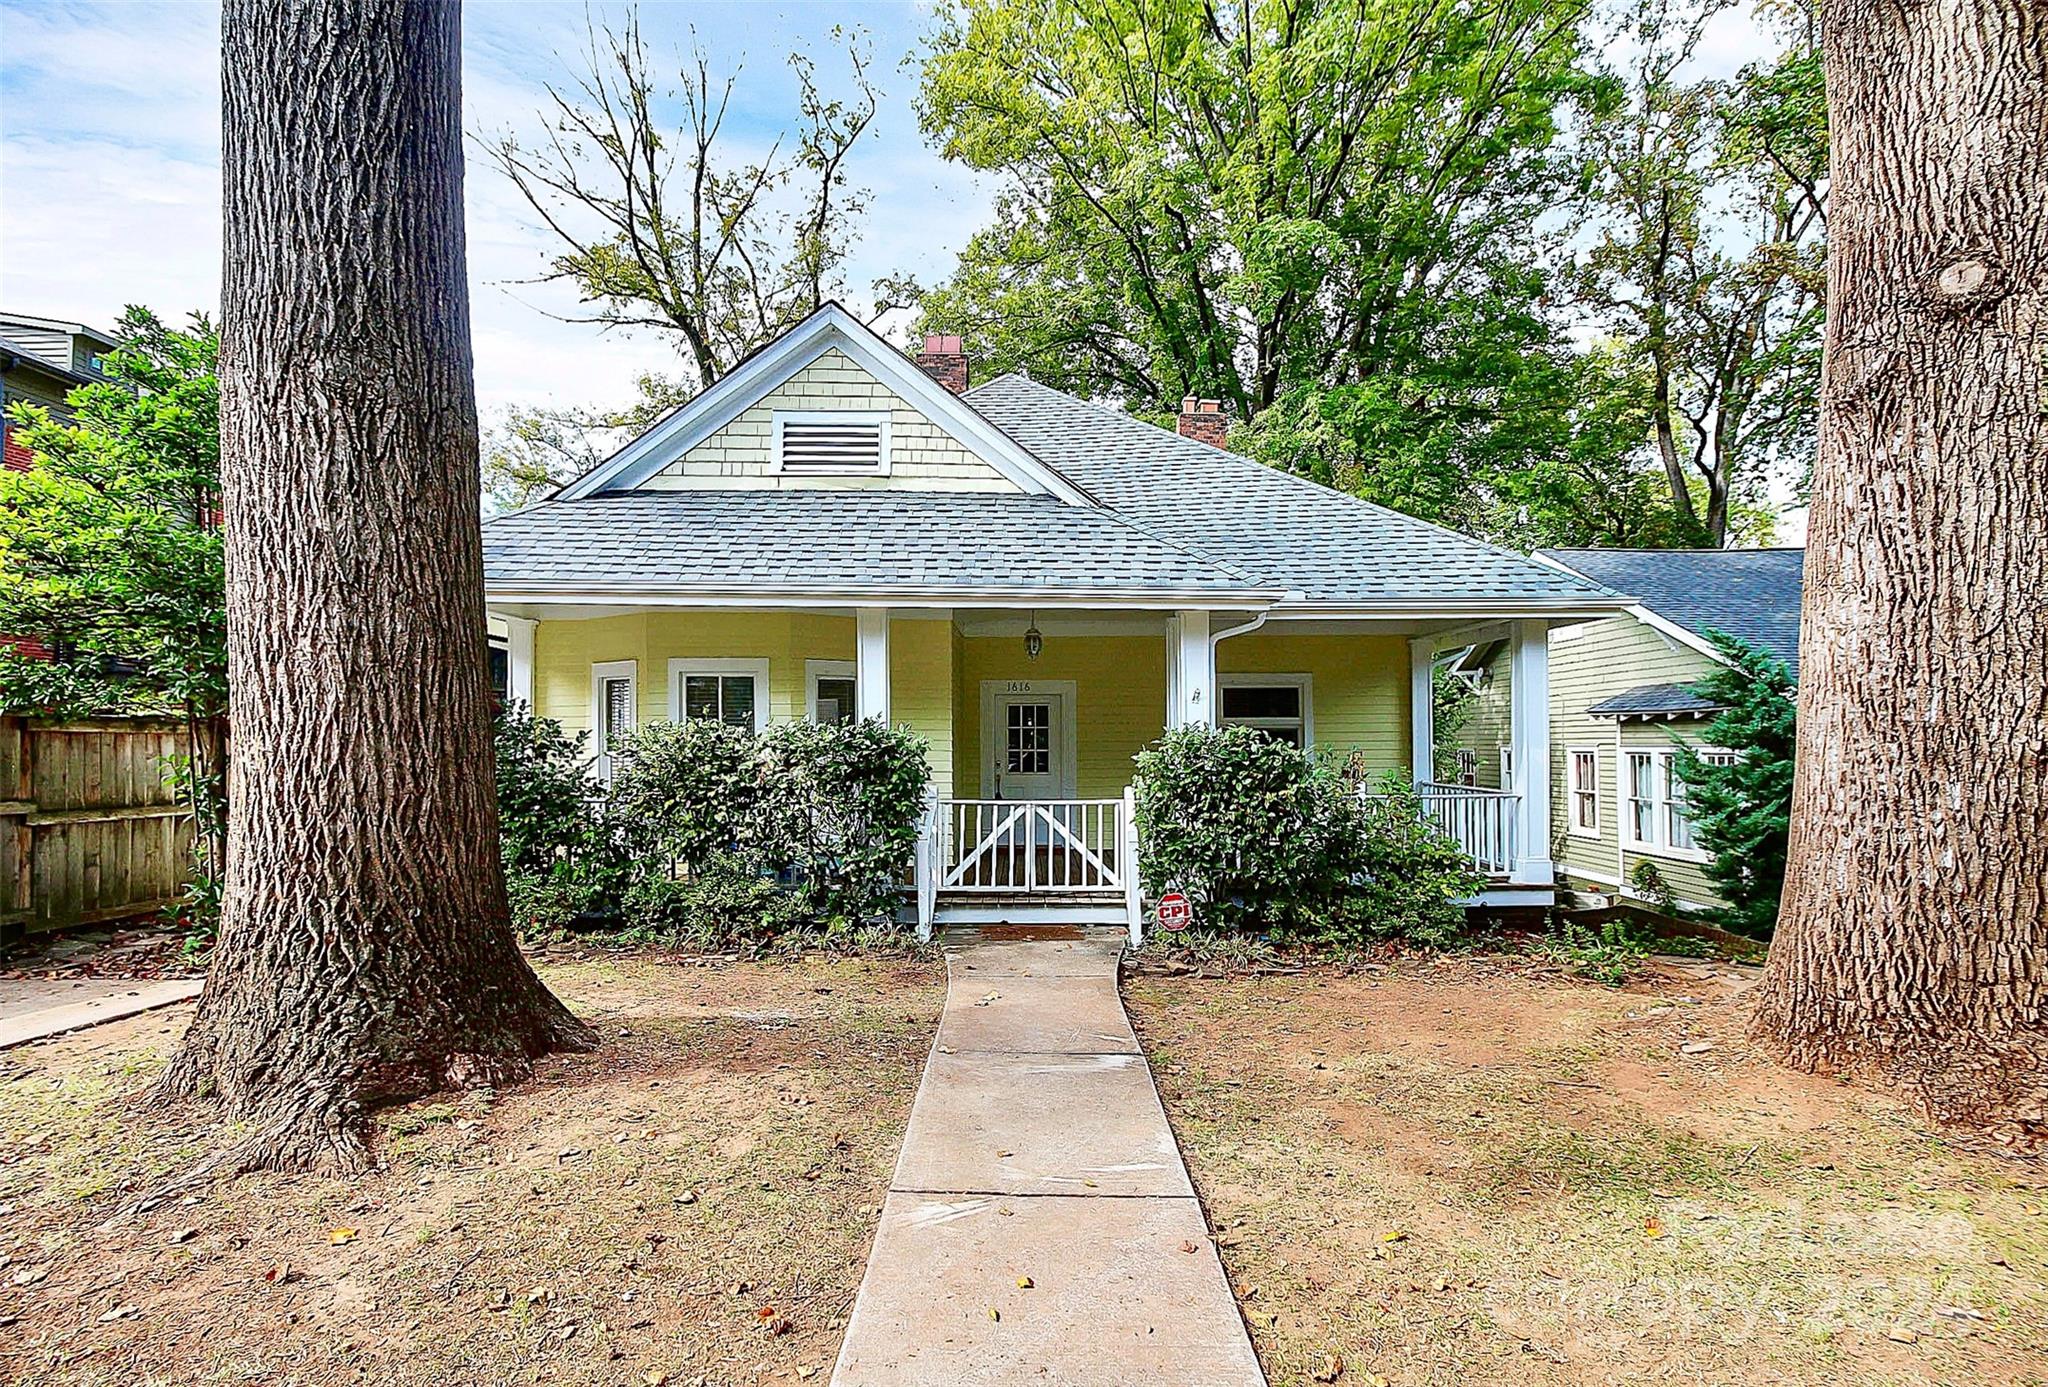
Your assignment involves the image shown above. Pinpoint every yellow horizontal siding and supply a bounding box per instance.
[1548,615,1726,908]
[1216,630,1411,779]
[533,617,1411,806]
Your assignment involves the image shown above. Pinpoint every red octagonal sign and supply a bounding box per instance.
[1156,891,1192,932]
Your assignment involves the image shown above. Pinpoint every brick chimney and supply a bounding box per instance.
[1177,396,1227,448]
[915,333,969,394]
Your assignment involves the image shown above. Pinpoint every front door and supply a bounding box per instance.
[993,692,1066,801]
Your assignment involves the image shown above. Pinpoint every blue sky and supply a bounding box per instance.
[0,0,983,418]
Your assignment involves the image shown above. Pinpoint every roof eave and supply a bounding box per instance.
[483,582,1284,610]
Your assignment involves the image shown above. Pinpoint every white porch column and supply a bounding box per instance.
[505,615,536,708]
[1169,610,1213,727]
[1408,635,1435,786]
[1508,618,1553,886]
[856,606,891,723]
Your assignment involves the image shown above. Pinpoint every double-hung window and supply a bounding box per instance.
[590,659,638,779]
[1622,746,1726,859]
[1567,747,1600,837]
[1218,675,1312,748]
[668,658,770,732]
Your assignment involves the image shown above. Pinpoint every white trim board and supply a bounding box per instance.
[556,303,1096,506]
[976,679,1079,798]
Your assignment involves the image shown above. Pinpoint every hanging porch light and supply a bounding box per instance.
[1024,610,1043,660]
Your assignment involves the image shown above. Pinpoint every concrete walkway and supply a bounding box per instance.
[831,931,1264,1386]
[0,977,202,1048]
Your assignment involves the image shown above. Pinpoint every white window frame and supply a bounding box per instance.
[667,657,771,732]
[1217,673,1314,747]
[771,409,892,477]
[1566,746,1601,839]
[1620,746,1718,862]
[805,659,858,724]
[1498,746,1515,790]
[589,659,638,777]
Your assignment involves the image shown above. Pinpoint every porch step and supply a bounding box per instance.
[933,892,1130,928]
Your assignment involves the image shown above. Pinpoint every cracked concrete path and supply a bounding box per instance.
[830,931,1265,1387]
[0,977,202,1049]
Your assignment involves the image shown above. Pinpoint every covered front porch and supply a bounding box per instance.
[489,599,1559,939]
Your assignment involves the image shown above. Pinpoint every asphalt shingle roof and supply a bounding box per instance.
[1585,681,1726,717]
[1537,547,1805,678]
[962,375,1613,605]
[484,490,1265,596]
[485,369,1626,608]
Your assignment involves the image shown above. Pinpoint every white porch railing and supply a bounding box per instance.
[1407,782,1519,878]
[915,793,1144,944]
[939,798,1129,892]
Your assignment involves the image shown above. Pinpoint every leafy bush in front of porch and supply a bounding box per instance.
[494,702,617,934]
[1133,726,1480,949]
[606,716,931,945]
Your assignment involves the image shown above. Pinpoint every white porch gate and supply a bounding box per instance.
[916,792,1143,943]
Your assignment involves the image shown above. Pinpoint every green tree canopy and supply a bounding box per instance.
[0,306,227,899]
[911,0,1663,533]
[1673,630,1797,937]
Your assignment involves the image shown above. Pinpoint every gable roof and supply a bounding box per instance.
[485,490,1275,604]
[1585,681,1726,718]
[965,374,1616,609]
[1536,548,1805,678]
[555,303,1095,505]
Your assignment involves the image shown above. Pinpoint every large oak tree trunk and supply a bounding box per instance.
[1753,3,2048,1149]
[156,0,593,1173]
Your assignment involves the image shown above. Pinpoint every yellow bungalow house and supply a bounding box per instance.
[482,304,1631,938]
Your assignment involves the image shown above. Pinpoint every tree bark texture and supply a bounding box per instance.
[1754,2,2048,1149]
[158,0,593,1173]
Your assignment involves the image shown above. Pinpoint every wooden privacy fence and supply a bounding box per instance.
[1,716,194,940]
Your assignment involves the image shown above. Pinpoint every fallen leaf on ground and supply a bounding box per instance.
[1644,1217,1667,1239]
[1887,1328,1920,1344]
[328,1228,359,1245]
[1311,1351,1344,1381]
[168,1228,198,1245]
[1016,1276,1033,1289]
[1380,1230,1408,1244]
[98,1304,139,1323]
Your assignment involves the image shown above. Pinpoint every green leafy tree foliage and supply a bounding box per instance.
[1570,0,1826,546]
[912,0,1651,536]
[0,307,227,895]
[1673,631,1796,937]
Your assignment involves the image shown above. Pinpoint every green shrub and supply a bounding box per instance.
[1133,726,1480,949]
[1134,724,1357,937]
[495,703,614,934]
[1348,775,1485,948]
[1542,917,1652,986]
[1672,631,1796,938]
[604,716,930,946]
[1629,859,1676,914]
[761,718,933,928]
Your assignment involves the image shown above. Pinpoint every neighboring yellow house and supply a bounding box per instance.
[482,304,1630,938]
[1445,547,1804,915]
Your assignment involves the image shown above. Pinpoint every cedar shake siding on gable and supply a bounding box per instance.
[640,348,1020,493]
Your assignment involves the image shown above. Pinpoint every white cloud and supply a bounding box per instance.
[1,0,988,422]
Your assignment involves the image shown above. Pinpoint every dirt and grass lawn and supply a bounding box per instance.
[0,950,945,1387]
[3,941,2044,1387]
[1129,953,2048,1387]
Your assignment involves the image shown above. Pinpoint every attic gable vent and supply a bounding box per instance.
[773,411,891,476]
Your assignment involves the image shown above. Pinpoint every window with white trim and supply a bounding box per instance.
[1567,747,1600,837]
[806,659,857,725]
[1498,747,1515,790]
[1218,675,1312,748]
[590,659,638,778]
[1622,747,1725,858]
[668,658,770,731]
[773,410,890,475]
